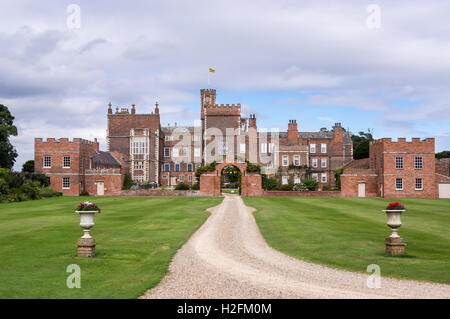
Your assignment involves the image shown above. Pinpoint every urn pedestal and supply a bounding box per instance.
[383,209,406,256]
[76,211,98,257]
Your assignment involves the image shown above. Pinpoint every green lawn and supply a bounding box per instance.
[0,196,222,298]
[243,197,450,284]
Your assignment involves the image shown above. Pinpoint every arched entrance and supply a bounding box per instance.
[220,165,241,194]
[200,161,262,196]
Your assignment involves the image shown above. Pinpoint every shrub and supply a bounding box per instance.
[245,160,261,173]
[190,183,200,190]
[302,178,319,191]
[175,183,190,190]
[262,175,279,190]
[32,173,50,187]
[40,187,62,198]
[0,178,9,195]
[293,183,308,191]
[122,173,133,190]
[280,184,293,191]
[19,181,41,200]
[334,167,345,190]
[195,161,218,181]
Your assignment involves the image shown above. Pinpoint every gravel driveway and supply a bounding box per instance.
[141,194,450,299]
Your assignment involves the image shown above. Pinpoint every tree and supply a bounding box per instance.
[436,151,450,159]
[122,173,133,190]
[351,130,374,160]
[0,104,18,169]
[22,160,34,173]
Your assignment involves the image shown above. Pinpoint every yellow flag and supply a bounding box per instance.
[209,68,215,73]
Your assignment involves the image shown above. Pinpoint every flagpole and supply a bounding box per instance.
[208,70,210,88]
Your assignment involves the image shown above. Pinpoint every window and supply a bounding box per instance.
[187,163,193,172]
[312,173,319,182]
[175,163,180,172]
[181,147,188,157]
[294,177,300,184]
[282,176,289,185]
[374,155,377,169]
[63,156,70,168]
[312,158,318,168]
[165,136,173,141]
[321,158,327,168]
[294,155,300,166]
[194,147,201,157]
[380,156,383,169]
[179,175,184,182]
[172,148,179,157]
[310,144,316,153]
[395,178,403,190]
[131,137,148,154]
[415,178,423,190]
[282,155,289,166]
[192,135,200,142]
[164,148,170,157]
[188,175,192,182]
[268,143,274,153]
[134,175,144,182]
[134,161,144,169]
[62,177,70,189]
[321,144,327,153]
[395,156,403,169]
[240,143,246,153]
[415,156,423,169]
[164,163,170,172]
[43,156,51,168]
[260,143,267,153]
[218,142,228,156]
[321,173,327,183]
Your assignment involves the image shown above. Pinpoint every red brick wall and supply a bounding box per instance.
[241,174,263,196]
[200,174,221,196]
[262,191,341,197]
[35,138,98,195]
[340,169,379,197]
[436,158,450,177]
[371,138,437,198]
[120,190,200,196]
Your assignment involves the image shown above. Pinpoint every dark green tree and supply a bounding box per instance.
[22,160,34,173]
[436,151,450,159]
[351,130,374,160]
[0,104,18,169]
[122,173,133,190]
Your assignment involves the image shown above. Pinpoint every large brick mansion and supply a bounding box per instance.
[34,88,449,198]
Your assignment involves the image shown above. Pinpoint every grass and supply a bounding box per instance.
[243,197,450,284]
[221,188,239,194]
[0,196,222,298]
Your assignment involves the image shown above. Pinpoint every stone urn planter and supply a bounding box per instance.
[75,202,101,257]
[77,210,99,239]
[382,202,406,256]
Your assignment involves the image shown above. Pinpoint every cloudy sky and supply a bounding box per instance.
[2,0,450,170]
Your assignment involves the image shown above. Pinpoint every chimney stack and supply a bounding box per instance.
[248,114,257,129]
[131,104,136,115]
[155,101,159,115]
[107,102,112,115]
[288,119,298,144]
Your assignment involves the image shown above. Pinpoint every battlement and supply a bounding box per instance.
[35,137,97,145]
[372,137,435,144]
[207,103,241,108]
[204,103,241,116]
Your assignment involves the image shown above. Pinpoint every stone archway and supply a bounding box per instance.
[200,161,262,196]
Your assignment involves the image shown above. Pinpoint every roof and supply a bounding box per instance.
[260,131,352,144]
[93,151,121,167]
[161,126,198,133]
